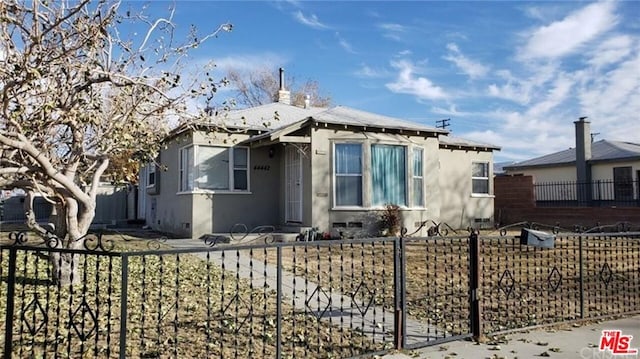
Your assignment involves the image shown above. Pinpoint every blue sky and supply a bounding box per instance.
[130,1,640,162]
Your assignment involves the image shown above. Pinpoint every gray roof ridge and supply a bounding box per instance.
[506,138,640,169]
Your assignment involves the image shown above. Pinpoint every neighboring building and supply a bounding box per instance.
[504,119,640,207]
[0,184,131,225]
[139,78,500,238]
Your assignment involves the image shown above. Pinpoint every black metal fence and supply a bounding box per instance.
[1,230,639,358]
[534,179,640,207]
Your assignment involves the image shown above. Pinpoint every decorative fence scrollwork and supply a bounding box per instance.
[8,229,116,252]
[201,223,277,247]
[495,221,638,236]
[229,223,276,244]
[401,220,458,238]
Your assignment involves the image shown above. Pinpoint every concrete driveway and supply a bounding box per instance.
[383,315,640,359]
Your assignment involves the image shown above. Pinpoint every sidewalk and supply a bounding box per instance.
[383,315,640,359]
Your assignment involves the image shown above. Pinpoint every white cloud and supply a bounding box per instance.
[386,60,448,100]
[526,73,574,117]
[487,63,558,105]
[212,53,288,72]
[354,63,389,78]
[443,43,489,79]
[587,35,633,69]
[578,48,640,139]
[457,107,577,161]
[293,10,329,30]
[335,32,356,54]
[377,23,407,42]
[471,36,640,162]
[430,105,473,117]
[519,2,618,60]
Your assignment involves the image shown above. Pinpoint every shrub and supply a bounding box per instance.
[379,204,401,236]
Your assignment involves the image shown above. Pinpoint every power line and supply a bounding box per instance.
[436,118,450,130]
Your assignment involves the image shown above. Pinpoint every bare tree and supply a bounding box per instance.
[0,0,231,283]
[226,67,331,108]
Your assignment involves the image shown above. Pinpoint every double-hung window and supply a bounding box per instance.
[196,147,230,190]
[371,144,407,206]
[334,144,362,206]
[412,148,424,207]
[179,147,194,192]
[471,162,490,194]
[147,164,156,187]
[233,148,249,190]
[179,146,249,192]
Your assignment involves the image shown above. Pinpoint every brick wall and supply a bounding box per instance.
[494,175,640,229]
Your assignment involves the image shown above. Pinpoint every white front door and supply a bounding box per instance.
[285,146,303,223]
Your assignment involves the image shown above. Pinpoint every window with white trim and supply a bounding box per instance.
[179,145,249,192]
[232,148,249,190]
[371,144,406,206]
[412,148,424,206]
[471,162,490,194]
[147,164,156,187]
[179,146,193,192]
[334,143,362,206]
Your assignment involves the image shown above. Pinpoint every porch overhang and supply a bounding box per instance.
[241,118,312,148]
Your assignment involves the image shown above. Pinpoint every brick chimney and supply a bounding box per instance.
[277,67,291,105]
[574,117,592,203]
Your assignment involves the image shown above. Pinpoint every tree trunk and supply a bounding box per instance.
[22,191,96,286]
[49,198,90,286]
[49,203,68,240]
[50,249,82,286]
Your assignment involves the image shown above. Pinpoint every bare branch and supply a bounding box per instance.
[1,0,232,243]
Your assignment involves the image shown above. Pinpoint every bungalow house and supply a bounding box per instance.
[138,81,500,238]
[503,118,640,206]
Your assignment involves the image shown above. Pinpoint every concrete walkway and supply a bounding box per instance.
[166,237,441,345]
[383,315,640,359]
[164,237,640,359]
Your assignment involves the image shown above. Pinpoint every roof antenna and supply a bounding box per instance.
[436,118,450,130]
[591,132,600,143]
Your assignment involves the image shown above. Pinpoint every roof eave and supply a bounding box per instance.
[503,161,576,172]
[589,156,640,165]
[312,120,446,137]
[439,143,501,152]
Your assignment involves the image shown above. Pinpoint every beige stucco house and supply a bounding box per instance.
[138,90,499,238]
[504,119,640,206]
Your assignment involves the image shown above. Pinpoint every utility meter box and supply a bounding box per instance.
[520,228,555,249]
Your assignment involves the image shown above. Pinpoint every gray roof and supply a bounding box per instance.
[215,102,326,131]
[311,106,447,134]
[171,102,499,151]
[505,140,640,170]
[439,134,501,151]
[239,104,449,144]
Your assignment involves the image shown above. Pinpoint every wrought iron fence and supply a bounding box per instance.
[479,232,640,333]
[1,230,639,358]
[534,179,640,207]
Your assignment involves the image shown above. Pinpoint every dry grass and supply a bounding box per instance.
[2,229,637,358]
[255,233,640,337]
[0,231,385,359]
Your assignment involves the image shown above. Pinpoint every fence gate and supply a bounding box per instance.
[400,236,474,348]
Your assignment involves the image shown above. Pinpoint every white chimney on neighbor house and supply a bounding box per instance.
[574,117,592,203]
[277,67,291,105]
[304,94,311,109]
